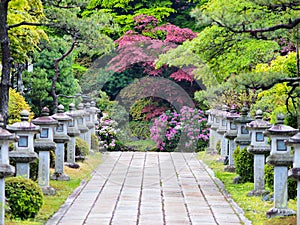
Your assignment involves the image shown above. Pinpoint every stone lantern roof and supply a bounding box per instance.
[7,110,40,132]
[247,110,271,155]
[32,107,57,151]
[51,105,72,122]
[51,105,71,143]
[224,106,239,139]
[0,114,16,178]
[0,115,17,141]
[65,104,80,137]
[226,106,239,121]
[234,106,253,125]
[75,103,89,133]
[32,107,58,126]
[266,113,298,136]
[247,109,271,129]
[66,103,81,118]
[286,132,300,145]
[217,105,229,135]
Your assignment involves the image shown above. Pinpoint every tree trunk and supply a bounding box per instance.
[0,0,11,126]
[51,38,77,113]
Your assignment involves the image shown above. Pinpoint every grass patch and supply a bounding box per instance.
[124,139,158,151]
[198,152,297,225]
[5,152,103,225]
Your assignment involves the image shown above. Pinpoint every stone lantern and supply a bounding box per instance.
[84,102,94,150]
[216,105,229,161]
[224,106,239,172]
[51,105,71,181]
[32,107,58,195]
[7,110,39,178]
[286,132,300,224]
[246,109,271,196]
[0,114,16,225]
[210,109,222,154]
[90,101,100,134]
[205,109,214,154]
[234,106,253,150]
[65,103,80,166]
[76,103,89,144]
[265,113,298,218]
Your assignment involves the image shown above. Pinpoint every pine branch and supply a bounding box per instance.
[215,17,300,34]
[8,21,55,29]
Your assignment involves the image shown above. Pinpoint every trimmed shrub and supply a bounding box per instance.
[264,163,297,199]
[91,133,99,150]
[129,121,151,139]
[233,146,254,183]
[216,140,221,155]
[75,137,89,159]
[5,176,44,220]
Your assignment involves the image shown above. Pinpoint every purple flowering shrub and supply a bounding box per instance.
[150,106,209,152]
[96,116,120,151]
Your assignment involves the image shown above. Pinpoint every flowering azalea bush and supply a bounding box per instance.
[150,106,209,152]
[96,117,120,151]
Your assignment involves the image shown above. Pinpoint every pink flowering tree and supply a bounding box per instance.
[150,106,209,152]
[103,15,200,121]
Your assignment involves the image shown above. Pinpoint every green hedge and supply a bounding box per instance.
[233,146,254,183]
[5,176,44,220]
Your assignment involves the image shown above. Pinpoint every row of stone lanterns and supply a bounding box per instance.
[0,100,101,224]
[207,106,300,219]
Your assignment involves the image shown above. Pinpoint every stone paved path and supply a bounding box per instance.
[46,152,248,225]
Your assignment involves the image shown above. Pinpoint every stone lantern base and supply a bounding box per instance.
[247,189,269,197]
[41,186,56,195]
[266,208,295,218]
[51,172,70,181]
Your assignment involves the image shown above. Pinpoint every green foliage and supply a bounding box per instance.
[91,133,99,150]
[264,163,297,199]
[233,146,254,183]
[85,0,175,35]
[7,0,48,63]
[8,88,34,124]
[23,36,81,115]
[130,98,153,121]
[75,137,89,159]
[252,83,297,124]
[128,121,151,139]
[96,91,116,113]
[216,140,221,155]
[5,176,44,220]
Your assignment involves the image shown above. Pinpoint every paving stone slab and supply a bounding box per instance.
[47,152,249,225]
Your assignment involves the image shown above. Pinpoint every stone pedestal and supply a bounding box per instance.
[7,110,39,178]
[205,109,214,154]
[90,101,101,136]
[0,114,16,224]
[76,103,89,145]
[286,132,300,224]
[66,103,81,166]
[247,110,271,196]
[224,106,239,172]
[217,106,229,161]
[32,107,58,195]
[265,114,297,218]
[51,105,71,181]
[84,102,94,151]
